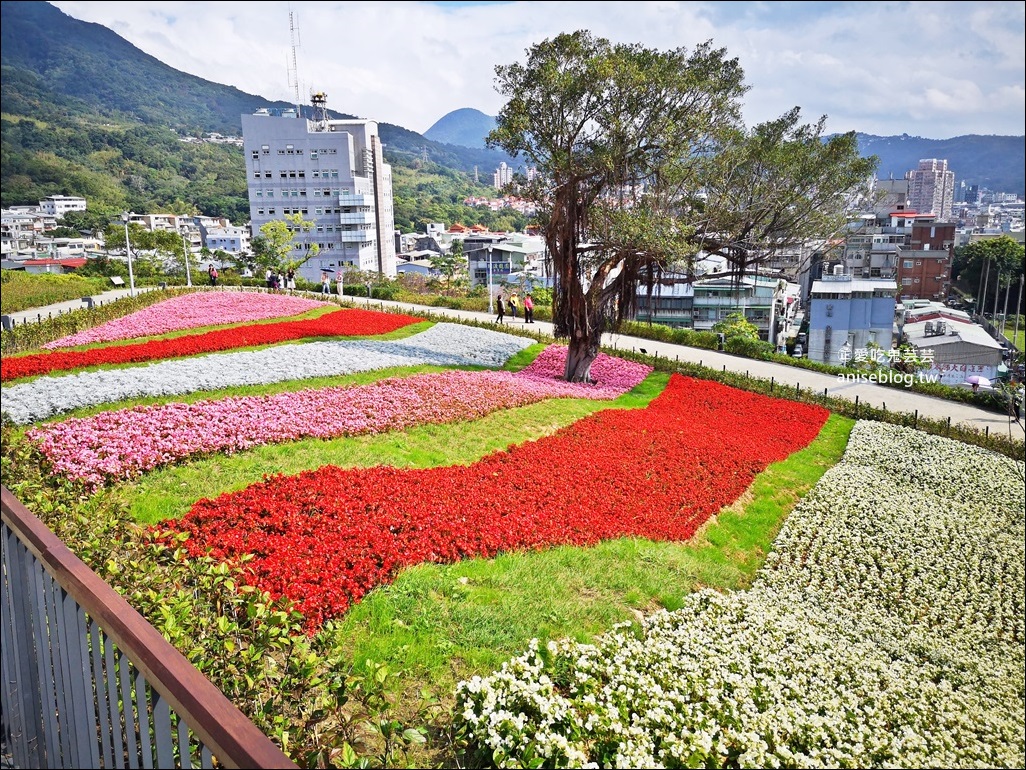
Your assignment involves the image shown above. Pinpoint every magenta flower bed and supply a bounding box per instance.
[29,347,652,486]
[45,291,331,349]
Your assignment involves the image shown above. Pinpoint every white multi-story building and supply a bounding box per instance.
[38,195,87,219]
[907,159,955,221]
[241,103,396,281]
[204,225,252,255]
[493,162,513,190]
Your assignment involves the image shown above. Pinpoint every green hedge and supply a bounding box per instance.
[1,270,111,314]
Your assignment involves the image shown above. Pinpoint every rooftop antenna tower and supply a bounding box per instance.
[311,91,329,130]
[287,7,302,117]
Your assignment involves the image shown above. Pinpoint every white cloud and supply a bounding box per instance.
[51,1,1025,138]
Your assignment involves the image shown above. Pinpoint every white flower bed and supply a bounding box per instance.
[456,421,1026,768]
[0,323,533,425]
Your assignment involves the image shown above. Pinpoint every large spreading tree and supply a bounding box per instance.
[488,31,876,382]
[488,31,748,382]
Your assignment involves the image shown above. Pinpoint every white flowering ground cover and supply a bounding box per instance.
[456,421,1026,768]
[0,323,534,424]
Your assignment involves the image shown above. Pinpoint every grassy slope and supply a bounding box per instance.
[116,353,852,732]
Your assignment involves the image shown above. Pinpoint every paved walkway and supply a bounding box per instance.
[4,285,1023,441]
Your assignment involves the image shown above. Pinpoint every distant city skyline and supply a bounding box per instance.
[52,1,1025,139]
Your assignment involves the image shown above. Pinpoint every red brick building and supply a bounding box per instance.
[896,221,954,301]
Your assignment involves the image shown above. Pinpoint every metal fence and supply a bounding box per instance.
[1,486,297,769]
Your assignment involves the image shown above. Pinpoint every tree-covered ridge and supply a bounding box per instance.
[1,110,524,233]
[855,133,1024,197]
[0,1,516,170]
[1,114,251,222]
[0,1,524,227]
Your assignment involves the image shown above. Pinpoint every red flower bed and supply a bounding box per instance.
[1,309,423,381]
[163,375,829,631]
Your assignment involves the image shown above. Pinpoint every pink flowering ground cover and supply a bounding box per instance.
[28,346,652,487]
[45,291,331,349]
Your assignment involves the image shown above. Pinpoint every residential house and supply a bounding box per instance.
[900,304,1004,385]
[691,274,782,342]
[896,221,954,302]
[38,195,87,219]
[806,270,897,365]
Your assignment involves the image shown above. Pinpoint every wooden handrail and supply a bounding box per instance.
[1,485,298,769]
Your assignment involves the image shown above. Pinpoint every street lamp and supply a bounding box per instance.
[180,228,193,287]
[486,245,494,315]
[121,212,136,297]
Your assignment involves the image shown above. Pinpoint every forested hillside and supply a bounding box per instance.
[0,1,521,231]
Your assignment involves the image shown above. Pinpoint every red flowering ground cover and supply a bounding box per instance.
[1,308,423,381]
[163,374,830,631]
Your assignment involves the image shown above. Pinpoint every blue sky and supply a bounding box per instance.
[52,1,1025,139]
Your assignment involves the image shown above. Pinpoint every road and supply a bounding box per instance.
[4,285,1023,442]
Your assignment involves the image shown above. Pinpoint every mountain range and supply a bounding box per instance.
[0,1,515,176]
[424,108,1024,196]
[2,0,1023,214]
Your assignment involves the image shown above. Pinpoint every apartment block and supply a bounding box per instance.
[241,104,396,282]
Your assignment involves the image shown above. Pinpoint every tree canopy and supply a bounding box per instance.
[250,214,318,272]
[488,30,878,382]
[488,30,747,381]
[692,108,877,284]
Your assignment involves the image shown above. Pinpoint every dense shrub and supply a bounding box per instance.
[1,270,110,314]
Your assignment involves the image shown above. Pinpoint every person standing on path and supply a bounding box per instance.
[321,271,331,295]
[495,293,506,324]
[523,293,535,323]
[207,264,218,287]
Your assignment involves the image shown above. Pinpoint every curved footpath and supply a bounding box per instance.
[4,286,1023,442]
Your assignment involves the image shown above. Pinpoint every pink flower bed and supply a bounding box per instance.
[29,348,652,487]
[45,292,331,349]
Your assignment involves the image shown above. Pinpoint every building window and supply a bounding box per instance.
[903,260,913,269]
[825,304,833,318]
[902,278,912,286]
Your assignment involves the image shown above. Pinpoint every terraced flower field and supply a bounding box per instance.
[2,290,1022,768]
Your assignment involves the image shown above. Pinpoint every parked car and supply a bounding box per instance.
[792,344,804,358]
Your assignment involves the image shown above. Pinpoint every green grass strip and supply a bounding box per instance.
[121,370,667,525]
[320,414,854,704]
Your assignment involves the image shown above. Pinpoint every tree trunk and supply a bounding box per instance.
[565,334,600,383]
